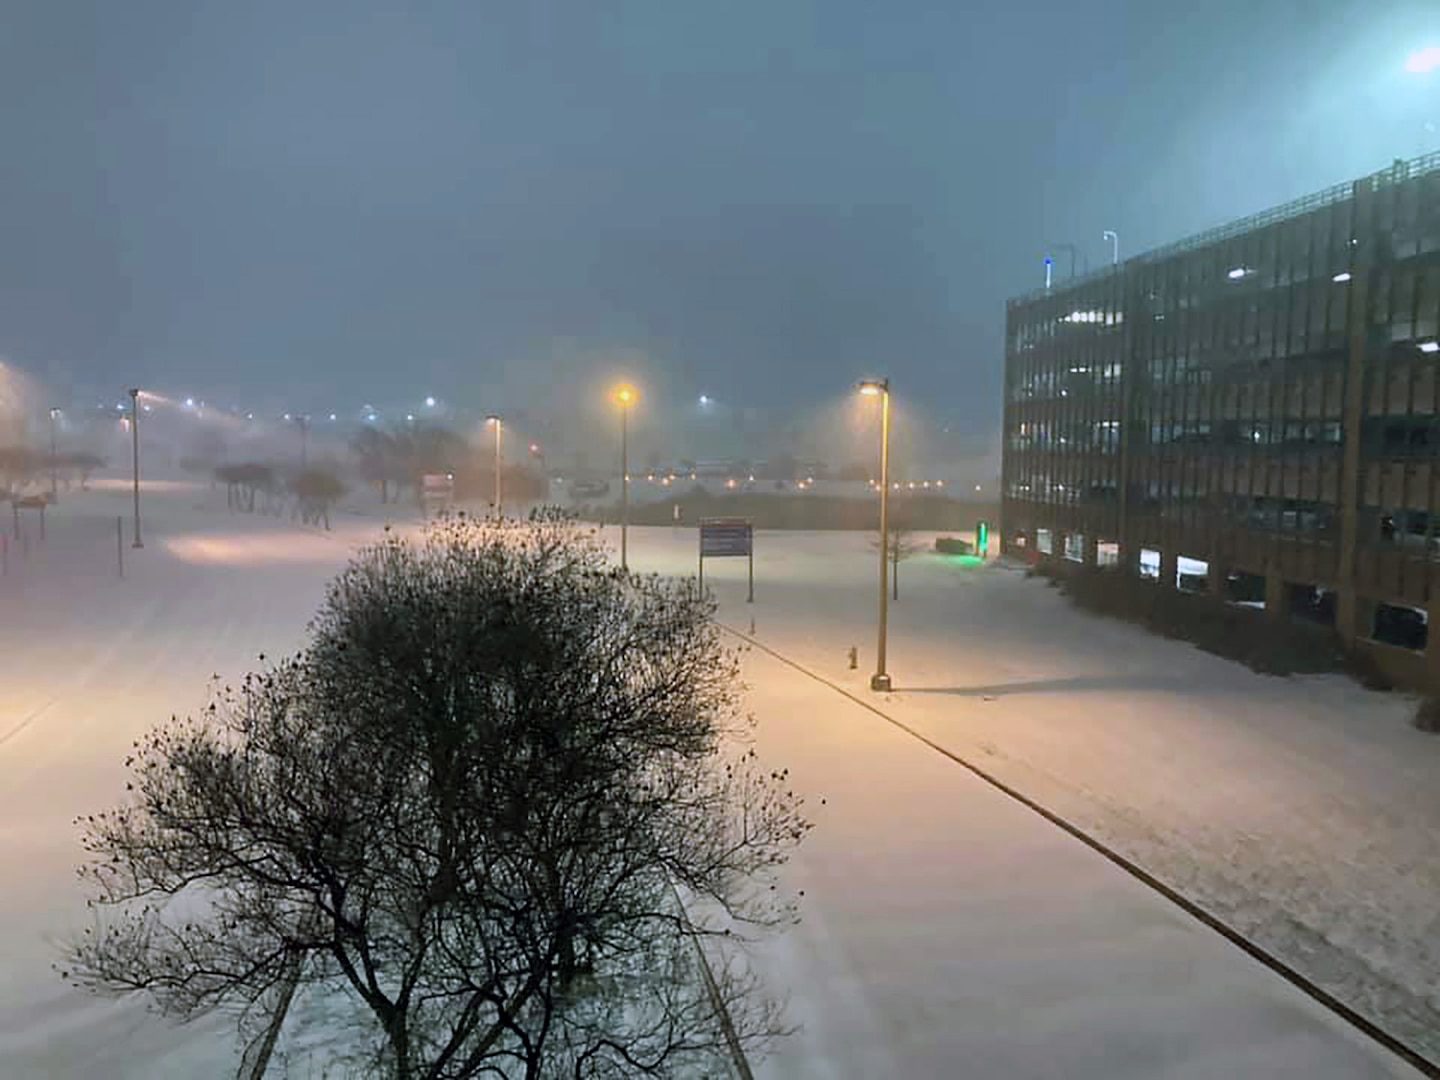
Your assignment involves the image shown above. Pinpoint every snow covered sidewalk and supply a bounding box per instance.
[735,644,1424,1078]
[615,526,1440,1067]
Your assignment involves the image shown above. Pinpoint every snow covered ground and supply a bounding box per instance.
[617,525,1440,1069]
[733,644,1419,1078]
[3,486,1436,1077]
[0,481,373,1078]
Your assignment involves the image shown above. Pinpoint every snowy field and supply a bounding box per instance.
[1,483,1436,1076]
[617,525,1440,1070]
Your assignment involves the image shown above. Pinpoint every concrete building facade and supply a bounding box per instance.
[1001,151,1440,686]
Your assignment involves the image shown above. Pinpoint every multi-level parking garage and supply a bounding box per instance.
[1002,151,1440,686]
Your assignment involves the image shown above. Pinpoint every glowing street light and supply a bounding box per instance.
[858,378,892,692]
[1405,46,1440,74]
[613,384,638,570]
[128,388,144,549]
[425,395,437,409]
[485,414,504,516]
[48,407,60,499]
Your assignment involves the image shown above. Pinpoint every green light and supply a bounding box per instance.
[976,520,990,557]
[942,553,985,569]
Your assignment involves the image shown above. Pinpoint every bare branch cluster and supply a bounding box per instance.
[63,511,809,1078]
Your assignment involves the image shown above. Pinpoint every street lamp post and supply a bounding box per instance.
[298,415,309,468]
[129,388,143,548]
[614,386,637,571]
[859,378,892,692]
[486,415,503,516]
[48,407,59,499]
[1103,230,1120,266]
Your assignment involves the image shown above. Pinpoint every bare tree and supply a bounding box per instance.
[62,512,809,1078]
[289,466,346,530]
[870,520,922,600]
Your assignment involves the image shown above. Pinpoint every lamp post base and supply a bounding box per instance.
[869,672,892,692]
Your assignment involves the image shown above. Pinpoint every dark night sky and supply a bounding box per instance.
[1,0,1435,432]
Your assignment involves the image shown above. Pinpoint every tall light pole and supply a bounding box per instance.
[859,378,891,692]
[48,407,59,499]
[297,414,309,468]
[1103,230,1119,266]
[486,414,503,516]
[129,388,143,549]
[614,385,637,571]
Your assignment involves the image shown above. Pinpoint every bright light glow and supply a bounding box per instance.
[529,443,539,454]
[613,384,638,407]
[184,397,195,408]
[1332,272,1352,283]
[329,413,338,421]
[936,480,944,488]
[698,394,710,406]
[975,484,982,492]
[406,413,415,422]
[1405,46,1440,74]
[425,396,436,408]
[1420,341,1440,354]
[858,378,887,396]
[1227,267,1248,280]
[283,413,292,421]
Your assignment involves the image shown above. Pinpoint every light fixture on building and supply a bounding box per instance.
[1332,271,1353,283]
[1421,341,1440,354]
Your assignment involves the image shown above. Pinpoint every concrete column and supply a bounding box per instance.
[1160,549,1178,590]
[1207,560,1226,598]
[1264,568,1286,621]
[1335,177,1372,644]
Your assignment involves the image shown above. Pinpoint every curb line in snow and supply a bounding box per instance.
[666,876,755,1080]
[720,624,1440,1080]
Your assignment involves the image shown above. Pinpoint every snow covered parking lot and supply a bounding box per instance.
[2,490,1437,1076]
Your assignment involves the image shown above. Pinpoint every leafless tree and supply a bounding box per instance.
[289,466,346,530]
[62,512,809,1078]
[870,518,922,600]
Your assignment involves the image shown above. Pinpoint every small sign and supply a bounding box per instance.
[698,517,754,602]
[422,473,455,514]
[700,518,752,557]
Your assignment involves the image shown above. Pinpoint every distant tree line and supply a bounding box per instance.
[0,446,106,497]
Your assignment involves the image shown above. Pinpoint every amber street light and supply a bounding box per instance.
[129,388,144,548]
[859,378,891,691]
[613,385,638,570]
[485,414,503,517]
[48,407,60,499]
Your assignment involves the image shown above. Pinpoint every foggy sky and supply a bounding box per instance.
[1,0,1435,432]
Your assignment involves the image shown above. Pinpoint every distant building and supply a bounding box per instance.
[1002,151,1440,685]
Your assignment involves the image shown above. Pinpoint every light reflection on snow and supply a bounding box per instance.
[87,478,207,494]
[165,532,346,566]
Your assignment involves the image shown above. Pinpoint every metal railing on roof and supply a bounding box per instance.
[1009,148,1440,306]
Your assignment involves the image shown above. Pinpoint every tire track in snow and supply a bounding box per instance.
[720,622,1440,1080]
